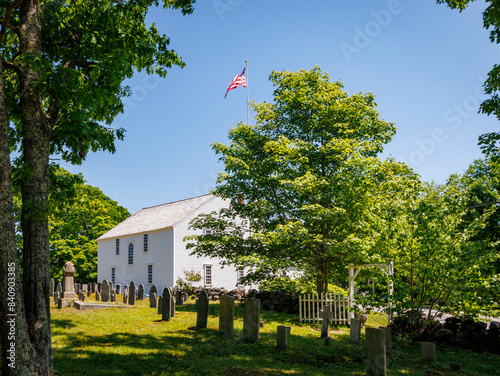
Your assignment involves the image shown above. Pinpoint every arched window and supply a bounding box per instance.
[128,243,134,265]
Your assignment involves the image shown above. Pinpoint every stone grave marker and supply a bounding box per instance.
[176,290,183,305]
[150,292,157,308]
[56,282,62,295]
[421,342,436,362]
[150,284,158,297]
[123,293,127,304]
[366,327,386,376]
[78,292,86,302]
[350,318,361,344]
[110,292,116,302]
[319,305,333,338]
[379,326,392,353]
[74,283,79,294]
[162,288,172,321]
[60,262,77,307]
[158,296,163,315]
[450,362,462,371]
[96,291,100,301]
[101,280,110,302]
[97,282,101,293]
[128,281,136,305]
[243,297,260,343]
[277,325,291,350]
[219,295,235,337]
[50,278,54,297]
[138,284,145,300]
[87,289,91,297]
[196,290,209,329]
[170,296,175,318]
[53,291,60,305]
[116,284,121,295]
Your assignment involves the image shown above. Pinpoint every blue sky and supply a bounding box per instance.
[67,0,498,214]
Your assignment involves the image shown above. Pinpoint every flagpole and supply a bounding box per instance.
[245,59,249,125]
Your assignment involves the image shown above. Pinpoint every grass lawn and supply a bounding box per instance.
[50,296,500,376]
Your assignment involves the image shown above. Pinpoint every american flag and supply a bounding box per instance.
[224,67,246,98]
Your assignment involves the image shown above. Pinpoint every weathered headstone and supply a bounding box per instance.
[78,292,86,302]
[158,296,163,315]
[277,325,291,350]
[366,327,386,376]
[182,292,188,302]
[95,291,100,301]
[50,278,54,297]
[110,292,116,302]
[59,262,77,308]
[170,296,175,318]
[219,295,235,337]
[97,282,101,293]
[123,293,127,304]
[150,284,158,297]
[150,292,157,308]
[243,297,260,343]
[74,283,79,294]
[379,326,392,353]
[350,318,361,344]
[116,284,121,295]
[138,284,145,300]
[87,289,91,297]
[421,342,436,362]
[128,281,136,305]
[56,282,62,295]
[196,290,209,329]
[101,280,110,302]
[176,290,183,305]
[161,288,172,321]
[53,291,60,305]
[319,305,333,338]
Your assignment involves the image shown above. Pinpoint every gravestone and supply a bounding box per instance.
[319,305,333,338]
[243,297,260,343]
[161,288,172,321]
[53,291,60,305]
[128,281,136,305]
[379,326,392,353]
[116,284,121,295]
[110,292,116,302]
[59,262,77,308]
[196,290,209,329]
[450,362,462,371]
[123,293,127,304]
[97,282,101,293]
[170,296,175,318]
[101,280,110,302]
[350,318,361,344]
[75,283,79,294]
[50,278,54,297]
[124,285,129,297]
[176,290,183,305]
[158,296,163,314]
[366,327,386,376]
[95,291,100,301]
[277,325,291,350]
[219,295,235,337]
[183,292,188,302]
[87,289,91,297]
[150,292,157,308]
[78,292,86,301]
[138,284,145,300]
[56,282,62,295]
[421,342,436,362]
[150,284,158,297]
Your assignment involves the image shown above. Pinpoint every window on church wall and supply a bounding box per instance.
[143,234,149,252]
[148,264,153,284]
[128,243,134,265]
[111,267,116,284]
[237,269,244,286]
[116,239,120,255]
[204,265,212,286]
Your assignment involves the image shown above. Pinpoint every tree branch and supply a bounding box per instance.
[0,0,24,45]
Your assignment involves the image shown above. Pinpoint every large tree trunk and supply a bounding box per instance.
[18,0,53,374]
[0,60,38,375]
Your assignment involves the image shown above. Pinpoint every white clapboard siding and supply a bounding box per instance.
[299,293,349,324]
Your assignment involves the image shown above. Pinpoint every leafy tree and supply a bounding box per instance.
[0,1,195,375]
[186,67,398,294]
[366,165,499,326]
[45,169,130,282]
[437,0,500,156]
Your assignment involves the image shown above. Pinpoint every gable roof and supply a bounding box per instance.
[97,194,216,240]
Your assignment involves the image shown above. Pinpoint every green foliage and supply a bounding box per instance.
[186,66,400,293]
[176,269,202,293]
[259,276,347,296]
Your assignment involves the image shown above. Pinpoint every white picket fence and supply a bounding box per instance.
[299,293,349,324]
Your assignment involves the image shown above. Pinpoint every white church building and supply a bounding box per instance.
[97,194,252,293]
